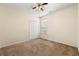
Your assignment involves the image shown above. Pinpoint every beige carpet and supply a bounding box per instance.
[0,39,78,56]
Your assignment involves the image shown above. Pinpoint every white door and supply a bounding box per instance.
[30,19,40,39]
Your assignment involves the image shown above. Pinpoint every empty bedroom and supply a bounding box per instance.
[0,3,79,56]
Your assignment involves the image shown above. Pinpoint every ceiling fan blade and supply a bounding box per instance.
[32,7,36,9]
[42,3,48,5]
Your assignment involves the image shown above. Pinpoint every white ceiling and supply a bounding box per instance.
[0,3,75,17]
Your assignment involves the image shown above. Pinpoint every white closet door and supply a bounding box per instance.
[30,19,40,39]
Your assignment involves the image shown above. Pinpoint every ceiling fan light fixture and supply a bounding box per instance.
[38,6,43,10]
[32,3,48,11]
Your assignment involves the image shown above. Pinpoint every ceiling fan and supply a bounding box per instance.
[32,3,48,11]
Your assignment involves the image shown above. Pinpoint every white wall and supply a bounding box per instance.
[78,4,79,50]
[41,4,77,47]
[40,19,48,39]
[0,4,31,48]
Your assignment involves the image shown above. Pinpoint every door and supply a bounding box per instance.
[30,19,40,39]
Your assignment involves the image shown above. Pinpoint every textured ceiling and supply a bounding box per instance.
[0,3,74,17]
